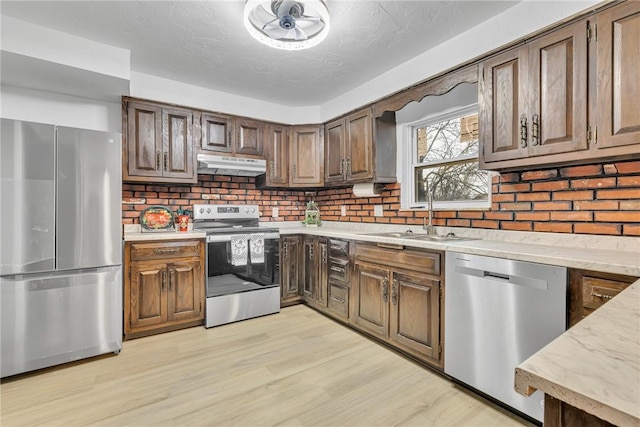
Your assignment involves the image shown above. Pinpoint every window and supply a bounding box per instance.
[402,105,490,210]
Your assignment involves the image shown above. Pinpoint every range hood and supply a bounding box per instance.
[197,154,266,177]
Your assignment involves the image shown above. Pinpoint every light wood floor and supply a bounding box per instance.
[1,305,535,427]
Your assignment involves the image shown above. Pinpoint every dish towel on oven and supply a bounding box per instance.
[230,234,250,266]
[249,233,265,264]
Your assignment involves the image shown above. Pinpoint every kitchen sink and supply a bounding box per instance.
[362,231,417,238]
[362,231,479,242]
[405,234,479,242]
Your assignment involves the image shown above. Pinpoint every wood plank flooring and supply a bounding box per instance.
[1,305,535,427]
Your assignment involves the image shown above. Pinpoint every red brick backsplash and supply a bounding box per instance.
[314,160,640,236]
[122,161,640,236]
[122,175,308,224]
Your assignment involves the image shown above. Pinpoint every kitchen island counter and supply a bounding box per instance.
[515,279,640,426]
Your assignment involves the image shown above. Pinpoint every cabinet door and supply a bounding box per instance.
[162,107,195,180]
[302,238,316,302]
[126,101,163,178]
[389,272,441,362]
[167,260,203,322]
[201,113,233,152]
[528,20,588,157]
[596,2,640,150]
[235,118,263,156]
[264,124,289,186]
[480,46,529,164]
[324,118,345,184]
[345,109,373,182]
[353,263,389,338]
[129,261,168,329]
[290,125,323,186]
[281,237,301,301]
[317,239,329,308]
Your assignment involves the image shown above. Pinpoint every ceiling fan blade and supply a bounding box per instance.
[263,26,291,39]
[293,26,308,41]
[299,15,321,22]
[252,4,276,23]
[261,17,280,30]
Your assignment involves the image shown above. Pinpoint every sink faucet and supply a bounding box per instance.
[424,192,435,235]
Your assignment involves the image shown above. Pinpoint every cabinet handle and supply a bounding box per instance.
[330,295,345,304]
[154,248,180,254]
[322,246,327,264]
[391,279,398,306]
[339,158,344,177]
[163,152,168,171]
[227,129,231,144]
[590,291,613,300]
[382,277,389,303]
[531,114,539,146]
[520,116,528,148]
[330,266,345,274]
[309,245,314,261]
[292,164,297,177]
[169,269,174,291]
[269,160,275,179]
[345,158,352,178]
[161,270,167,291]
[283,242,288,259]
[156,151,161,170]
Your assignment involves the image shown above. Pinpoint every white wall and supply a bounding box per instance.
[1,85,121,132]
[129,72,322,124]
[319,0,602,121]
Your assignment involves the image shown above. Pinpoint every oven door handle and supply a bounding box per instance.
[206,233,280,243]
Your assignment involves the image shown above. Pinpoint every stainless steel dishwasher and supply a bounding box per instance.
[444,252,567,422]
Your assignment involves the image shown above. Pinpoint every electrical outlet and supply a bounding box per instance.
[272,207,279,218]
[341,205,346,216]
[374,205,383,217]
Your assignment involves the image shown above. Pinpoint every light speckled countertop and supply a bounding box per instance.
[274,223,640,276]
[515,279,640,426]
[123,224,205,242]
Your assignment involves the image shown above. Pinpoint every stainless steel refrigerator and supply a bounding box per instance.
[0,119,122,378]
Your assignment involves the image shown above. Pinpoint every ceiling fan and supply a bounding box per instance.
[243,0,330,50]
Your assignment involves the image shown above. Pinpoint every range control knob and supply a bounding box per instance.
[199,208,204,213]
[249,208,255,213]
[207,208,211,213]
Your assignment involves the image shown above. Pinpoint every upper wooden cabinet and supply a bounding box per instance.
[594,1,640,151]
[480,1,640,171]
[201,112,233,153]
[480,19,588,168]
[235,118,263,155]
[290,125,324,187]
[262,124,289,186]
[325,108,397,185]
[124,99,196,183]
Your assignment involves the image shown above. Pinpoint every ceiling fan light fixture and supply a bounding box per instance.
[244,0,330,51]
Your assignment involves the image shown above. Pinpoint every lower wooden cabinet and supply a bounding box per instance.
[353,243,443,367]
[280,236,302,306]
[568,269,637,327]
[124,239,205,339]
[544,395,615,427]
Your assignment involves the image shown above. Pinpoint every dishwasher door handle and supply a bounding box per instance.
[454,265,548,291]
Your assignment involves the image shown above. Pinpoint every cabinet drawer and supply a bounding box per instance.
[329,239,349,258]
[328,281,349,319]
[355,243,441,276]
[581,276,630,315]
[329,257,349,283]
[130,240,202,261]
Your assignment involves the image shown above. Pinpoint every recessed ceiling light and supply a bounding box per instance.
[243,0,330,51]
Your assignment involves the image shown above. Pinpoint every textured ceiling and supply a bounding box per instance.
[1,1,518,106]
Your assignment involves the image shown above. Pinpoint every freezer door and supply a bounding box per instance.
[0,266,122,378]
[0,119,56,276]
[56,127,122,270]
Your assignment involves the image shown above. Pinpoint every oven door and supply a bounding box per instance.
[205,232,280,298]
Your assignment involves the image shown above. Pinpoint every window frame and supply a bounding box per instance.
[400,104,491,210]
